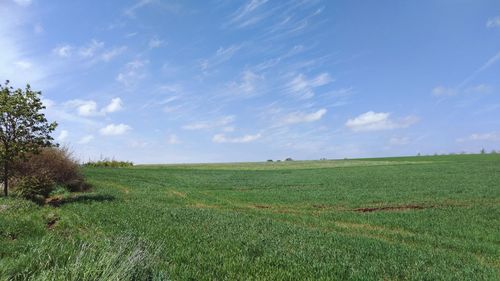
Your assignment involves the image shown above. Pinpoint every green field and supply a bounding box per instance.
[1,154,499,280]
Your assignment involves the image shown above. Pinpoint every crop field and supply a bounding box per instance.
[1,154,499,280]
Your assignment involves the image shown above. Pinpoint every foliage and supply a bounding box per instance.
[1,154,499,279]
[0,81,57,196]
[83,159,133,168]
[13,174,54,205]
[13,146,89,193]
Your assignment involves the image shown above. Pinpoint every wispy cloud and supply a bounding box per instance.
[285,73,333,99]
[56,130,69,142]
[432,84,492,97]
[183,115,234,130]
[200,45,242,73]
[116,59,148,87]
[53,44,73,58]
[457,132,500,142]
[101,46,127,62]
[229,0,269,28]
[458,50,500,88]
[13,0,32,7]
[167,134,181,144]
[281,108,327,125]
[212,133,261,143]
[124,0,154,18]
[79,39,104,58]
[78,135,94,144]
[346,111,418,132]
[149,37,164,49]
[486,16,500,28]
[432,86,457,97]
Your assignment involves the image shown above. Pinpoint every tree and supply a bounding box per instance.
[0,81,57,196]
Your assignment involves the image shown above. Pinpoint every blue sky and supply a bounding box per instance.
[1,0,500,163]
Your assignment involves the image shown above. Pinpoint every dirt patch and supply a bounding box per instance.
[189,202,219,209]
[253,204,271,209]
[46,196,63,207]
[354,205,432,213]
[167,190,187,198]
[46,217,60,230]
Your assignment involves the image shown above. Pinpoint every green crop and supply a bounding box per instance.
[1,154,499,280]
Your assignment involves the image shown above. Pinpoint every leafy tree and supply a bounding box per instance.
[0,81,57,196]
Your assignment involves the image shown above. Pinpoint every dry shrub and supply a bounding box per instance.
[13,146,90,193]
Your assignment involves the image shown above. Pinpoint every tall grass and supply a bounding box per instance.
[0,236,167,281]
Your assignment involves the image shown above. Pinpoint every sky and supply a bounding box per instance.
[1,0,500,163]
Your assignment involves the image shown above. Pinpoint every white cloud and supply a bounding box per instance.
[78,135,94,144]
[103,98,123,113]
[346,111,418,132]
[13,0,32,7]
[65,100,99,116]
[464,84,492,94]
[200,45,241,72]
[183,116,234,130]
[14,60,32,70]
[212,133,261,143]
[487,16,500,28]
[124,0,153,17]
[79,39,104,58]
[53,44,73,58]
[282,108,327,125]
[65,98,123,116]
[116,59,148,87]
[458,50,500,88]
[227,70,263,96]
[99,123,132,136]
[167,134,180,144]
[432,86,456,97]
[56,130,69,142]
[458,132,500,142]
[287,73,333,99]
[229,0,269,28]
[149,37,164,49]
[433,84,492,97]
[101,46,127,62]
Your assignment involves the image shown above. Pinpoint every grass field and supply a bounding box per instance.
[1,154,499,280]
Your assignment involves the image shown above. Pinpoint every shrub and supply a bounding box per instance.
[12,146,90,194]
[13,174,54,204]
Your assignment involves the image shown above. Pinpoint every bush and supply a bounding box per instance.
[12,147,90,197]
[14,174,54,204]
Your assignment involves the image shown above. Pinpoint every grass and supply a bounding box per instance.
[1,154,499,280]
